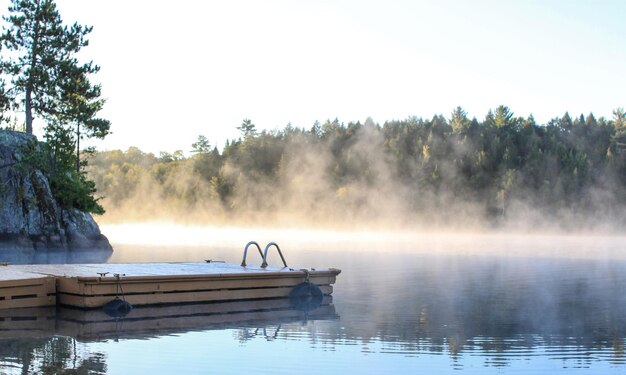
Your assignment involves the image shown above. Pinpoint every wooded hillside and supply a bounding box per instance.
[88,106,626,230]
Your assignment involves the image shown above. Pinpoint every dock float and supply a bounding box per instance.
[0,262,341,310]
[0,267,56,309]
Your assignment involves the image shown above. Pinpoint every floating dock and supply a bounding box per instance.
[0,262,341,310]
[0,267,56,309]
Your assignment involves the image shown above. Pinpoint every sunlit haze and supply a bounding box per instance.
[102,222,626,262]
[2,2,626,372]
[2,0,623,153]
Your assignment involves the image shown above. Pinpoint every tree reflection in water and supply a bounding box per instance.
[0,337,106,375]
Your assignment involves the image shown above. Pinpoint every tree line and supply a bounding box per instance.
[89,107,626,229]
[2,0,623,227]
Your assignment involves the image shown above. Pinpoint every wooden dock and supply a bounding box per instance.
[0,268,56,309]
[0,262,341,309]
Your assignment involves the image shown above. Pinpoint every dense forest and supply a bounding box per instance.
[88,106,626,230]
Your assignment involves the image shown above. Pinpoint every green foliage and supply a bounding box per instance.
[191,135,211,154]
[1,0,108,214]
[0,78,11,125]
[37,121,104,213]
[494,105,516,128]
[1,0,97,134]
[236,118,256,139]
[613,108,625,130]
[86,108,626,225]
[48,167,104,214]
[16,116,103,215]
[450,106,469,134]
[54,60,110,172]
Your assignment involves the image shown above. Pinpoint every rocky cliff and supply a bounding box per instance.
[0,130,111,250]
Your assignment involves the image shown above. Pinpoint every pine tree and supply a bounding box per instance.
[237,118,257,139]
[42,119,104,214]
[1,0,108,213]
[494,105,515,128]
[1,0,96,134]
[450,106,469,133]
[191,135,211,154]
[54,61,109,172]
[613,108,625,130]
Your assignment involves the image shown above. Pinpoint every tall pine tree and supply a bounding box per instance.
[0,0,108,214]
[54,61,110,172]
[0,0,97,134]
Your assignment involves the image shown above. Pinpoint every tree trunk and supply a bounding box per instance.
[76,123,80,173]
[25,88,33,134]
[25,0,41,135]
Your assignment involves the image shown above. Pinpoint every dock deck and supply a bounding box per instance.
[0,262,341,309]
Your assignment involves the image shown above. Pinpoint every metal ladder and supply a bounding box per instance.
[241,241,288,268]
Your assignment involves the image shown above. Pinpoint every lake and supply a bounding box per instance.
[0,225,625,374]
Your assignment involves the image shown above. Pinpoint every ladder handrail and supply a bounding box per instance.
[241,241,264,267]
[261,242,288,268]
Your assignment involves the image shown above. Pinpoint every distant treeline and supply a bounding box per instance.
[88,106,626,229]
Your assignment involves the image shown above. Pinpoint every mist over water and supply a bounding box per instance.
[2,224,626,373]
[91,226,626,372]
[101,222,626,262]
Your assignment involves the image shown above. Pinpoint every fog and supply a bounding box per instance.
[99,225,626,367]
[101,222,626,264]
[88,112,626,234]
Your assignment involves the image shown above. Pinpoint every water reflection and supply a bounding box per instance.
[0,336,107,375]
[0,299,338,374]
[2,234,626,373]
[0,248,112,264]
[327,253,626,371]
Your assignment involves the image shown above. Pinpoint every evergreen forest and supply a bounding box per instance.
[88,106,626,230]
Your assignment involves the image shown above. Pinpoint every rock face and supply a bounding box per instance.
[0,130,111,250]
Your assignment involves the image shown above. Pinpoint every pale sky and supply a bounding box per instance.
[2,0,625,153]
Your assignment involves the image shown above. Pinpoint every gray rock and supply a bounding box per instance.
[62,208,111,250]
[0,130,112,251]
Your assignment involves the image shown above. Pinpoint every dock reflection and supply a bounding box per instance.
[0,298,338,373]
[0,297,337,340]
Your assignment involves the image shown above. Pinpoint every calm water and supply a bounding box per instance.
[1,228,625,374]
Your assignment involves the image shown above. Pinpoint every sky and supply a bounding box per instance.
[1,0,625,154]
